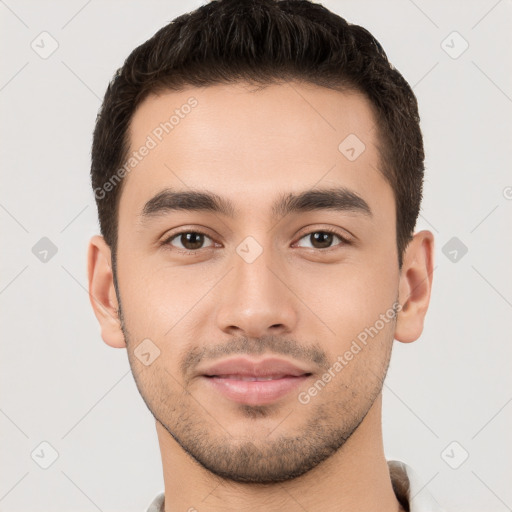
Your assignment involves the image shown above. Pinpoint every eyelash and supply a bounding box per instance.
[161,227,352,254]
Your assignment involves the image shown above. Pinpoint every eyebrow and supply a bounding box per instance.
[140,186,372,222]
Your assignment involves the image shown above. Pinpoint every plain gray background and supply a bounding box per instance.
[1,1,511,511]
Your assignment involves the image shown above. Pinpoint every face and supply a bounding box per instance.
[112,82,401,483]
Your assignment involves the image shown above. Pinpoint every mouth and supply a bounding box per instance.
[198,356,314,405]
[206,374,312,381]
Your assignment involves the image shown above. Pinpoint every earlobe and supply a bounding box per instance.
[87,235,126,348]
[394,230,435,344]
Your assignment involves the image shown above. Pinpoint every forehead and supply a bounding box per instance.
[119,82,391,222]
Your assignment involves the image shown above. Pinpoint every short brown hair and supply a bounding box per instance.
[91,0,424,270]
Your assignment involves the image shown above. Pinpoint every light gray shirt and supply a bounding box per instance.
[145,460,445,511]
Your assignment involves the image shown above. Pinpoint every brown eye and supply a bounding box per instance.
[165,231,213,251]
[296,230,348,250]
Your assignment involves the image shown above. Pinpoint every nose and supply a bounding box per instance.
[214,242,299,339]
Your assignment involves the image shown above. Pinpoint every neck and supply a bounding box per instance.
[156,395,402,512]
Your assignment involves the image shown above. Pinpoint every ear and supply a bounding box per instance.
[87,235,126,348]
[394,230,435,343]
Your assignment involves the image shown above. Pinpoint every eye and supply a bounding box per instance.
[163,231,214,251]
[295,229,350,250]
[161,228,351,253]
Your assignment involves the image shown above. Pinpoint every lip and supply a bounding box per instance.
[198,357,313,405]
[199,356,312,378]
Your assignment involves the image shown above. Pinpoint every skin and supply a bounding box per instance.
[88,82,434,512]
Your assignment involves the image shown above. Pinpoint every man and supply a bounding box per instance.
[87,0,442,510]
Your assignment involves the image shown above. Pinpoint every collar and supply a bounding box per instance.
[388,460,445,512]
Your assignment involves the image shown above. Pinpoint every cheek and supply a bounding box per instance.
[117,258,218,338]
[292,259,399,342]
